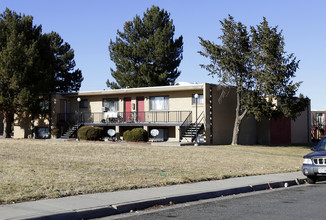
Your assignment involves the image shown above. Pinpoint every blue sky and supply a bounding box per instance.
[1,0,325,110]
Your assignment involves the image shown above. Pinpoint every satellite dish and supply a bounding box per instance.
[150,129,159,137]
[107,129,116,137]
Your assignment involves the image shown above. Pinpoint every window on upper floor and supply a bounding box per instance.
[103,98,119,111]
[150,96,169,111]
[192,94,204,105]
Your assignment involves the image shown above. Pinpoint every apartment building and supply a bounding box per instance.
[13,83,311,145]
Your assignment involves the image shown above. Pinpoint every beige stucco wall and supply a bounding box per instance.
[13,94,63,139]
[68,89,204,122]
[13,126,25,138]
[291,102,311,144]
[64,88,204,141]
[13,113,33,138]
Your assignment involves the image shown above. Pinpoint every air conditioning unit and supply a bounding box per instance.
[102,107,107,112]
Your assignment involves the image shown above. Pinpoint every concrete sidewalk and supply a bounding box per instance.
[0,172,306,220]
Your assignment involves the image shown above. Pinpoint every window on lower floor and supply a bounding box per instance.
[103,98,119,111]
[150,96,169,110]
[39,99,49,111]
[35,127,50,139]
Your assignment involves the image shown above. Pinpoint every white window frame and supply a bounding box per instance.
[192,94,204,105]
[103,98,119,111]
[149,96,169,111]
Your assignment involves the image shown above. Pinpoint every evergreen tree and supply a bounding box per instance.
[0,8,43,137]
[41,32,83,93]
[0,8,83,138]
[199,15,309,145]
[108,5,183,89]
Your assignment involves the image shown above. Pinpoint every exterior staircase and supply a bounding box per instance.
[180,123,204,142]
[60,124,83,139]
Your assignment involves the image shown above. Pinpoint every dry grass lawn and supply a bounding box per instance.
[0,138,311,205]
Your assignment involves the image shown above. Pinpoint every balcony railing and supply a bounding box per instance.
[57,111,192,125]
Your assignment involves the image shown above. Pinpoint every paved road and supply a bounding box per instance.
[107,183,326,220]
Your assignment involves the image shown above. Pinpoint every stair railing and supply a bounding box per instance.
[192,111,205,142]
[197,111,205,126]
[179,112,192,142]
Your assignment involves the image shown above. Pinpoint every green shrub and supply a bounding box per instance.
[86,128,97,140]
[78,126,104,140]
[132,128,149,142]
[123,128,148,142]
[78,126,89,140]
[123,130,132,141]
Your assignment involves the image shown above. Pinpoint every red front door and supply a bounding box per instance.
[137,97,145,122]
[124,97,132,122]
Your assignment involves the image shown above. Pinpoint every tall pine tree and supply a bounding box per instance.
[0,8,43,137]
[108,5,183,89]
[40,32,83,94]
[0,8,83,138]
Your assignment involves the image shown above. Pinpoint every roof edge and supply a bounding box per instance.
[64,83,208,96]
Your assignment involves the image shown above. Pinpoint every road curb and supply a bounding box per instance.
[46,177,305,220]
[5,176,306,220]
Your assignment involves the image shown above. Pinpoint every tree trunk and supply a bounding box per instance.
[231,115,241,145]
[3,112,12,138]
[231,92,247,145]
[31,116,35,139]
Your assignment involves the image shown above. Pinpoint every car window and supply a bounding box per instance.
[317,138,326,151]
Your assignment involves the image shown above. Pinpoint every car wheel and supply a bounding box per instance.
[307,176,317,184]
